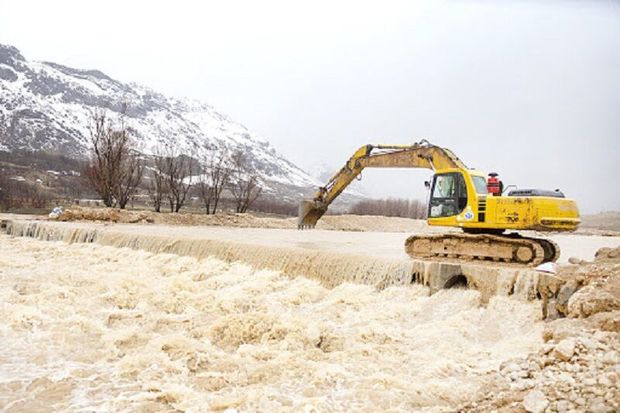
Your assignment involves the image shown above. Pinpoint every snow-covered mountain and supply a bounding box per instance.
[0,44,321,196]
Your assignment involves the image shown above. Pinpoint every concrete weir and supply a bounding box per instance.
[1,218,565,308]
[411,260,565,310]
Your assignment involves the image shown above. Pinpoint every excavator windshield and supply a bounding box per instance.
[429,173,467,218]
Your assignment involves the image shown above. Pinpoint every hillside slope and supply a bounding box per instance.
[0,44,324,201]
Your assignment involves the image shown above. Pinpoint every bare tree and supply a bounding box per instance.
[167,154,194,213]
[228,149,262,213]
[85,107,143,208]
[116,149,144,209]
[149,154,168,212]
[198,150,230,214]
[85,110,116,207]
[151,147,195,213]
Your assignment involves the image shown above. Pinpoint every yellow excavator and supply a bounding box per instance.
[298,140,580,266]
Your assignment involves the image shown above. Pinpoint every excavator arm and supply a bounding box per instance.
[298,140,468,228]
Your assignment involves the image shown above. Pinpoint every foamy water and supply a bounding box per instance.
[0,235,544,412]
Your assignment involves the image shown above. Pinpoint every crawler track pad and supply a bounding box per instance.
[405,233,557,266]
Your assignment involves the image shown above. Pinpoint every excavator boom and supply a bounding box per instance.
[298,140,466,228]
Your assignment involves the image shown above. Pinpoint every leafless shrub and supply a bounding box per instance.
[349,197,427,219]
[84,107,143,208]
[228,149,262,213]
[26,185,52,208]
[0,179,26,210]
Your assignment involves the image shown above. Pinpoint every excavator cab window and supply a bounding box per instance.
[429,173,467,218]
[471,176,488,194]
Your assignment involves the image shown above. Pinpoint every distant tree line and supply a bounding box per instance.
[0,149,90,212]
[349,197,427,219]
[250,198,298,216]
[0,169,51,211]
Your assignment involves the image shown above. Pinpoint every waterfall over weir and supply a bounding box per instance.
[4,219,99,244]
[1,219,564,307]
[3,220,413,289]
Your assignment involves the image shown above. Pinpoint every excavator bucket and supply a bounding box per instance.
[297,199,327,229]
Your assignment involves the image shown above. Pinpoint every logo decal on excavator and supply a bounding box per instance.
[463,206,474,221]
[506,212,519,223]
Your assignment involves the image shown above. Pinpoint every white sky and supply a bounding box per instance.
[1,0,619,213]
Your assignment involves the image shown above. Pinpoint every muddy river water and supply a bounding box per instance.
[0,234,549,412]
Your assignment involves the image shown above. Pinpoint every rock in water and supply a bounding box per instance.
[568,256,582,265]
[556,281,579,316]
[568,286,620,318]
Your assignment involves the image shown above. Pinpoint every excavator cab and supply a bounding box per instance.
[428,172,468,218]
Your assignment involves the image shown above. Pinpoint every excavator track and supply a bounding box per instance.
[404,233,558,266]
[537,237,561,263]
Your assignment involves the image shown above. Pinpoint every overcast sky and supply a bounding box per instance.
[1,0,619,213]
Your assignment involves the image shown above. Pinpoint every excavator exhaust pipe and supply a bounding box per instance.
[298,200,327,229]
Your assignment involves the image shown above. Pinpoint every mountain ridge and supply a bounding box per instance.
[0,43,321,196]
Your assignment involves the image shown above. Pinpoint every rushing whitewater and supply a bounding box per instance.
[0,235,545,412]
